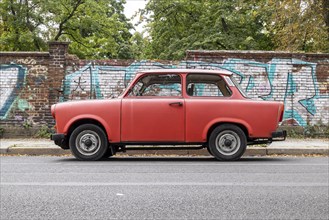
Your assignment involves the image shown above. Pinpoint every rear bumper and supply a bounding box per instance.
[248,130,287,145]
[271,130,287,141]
[50,134,69,149]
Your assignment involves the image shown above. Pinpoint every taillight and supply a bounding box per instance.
[279,104,284,122]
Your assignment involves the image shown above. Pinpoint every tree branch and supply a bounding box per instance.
[62,32,89,48]
[221,17,228,33]
[54,0,85,40]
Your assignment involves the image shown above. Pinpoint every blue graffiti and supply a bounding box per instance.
[286,72,297,96]
[0,64,27,119]
[64,61,186,100]
[246,76,255,92]
[186,58,328,126]
[63,59,328,126]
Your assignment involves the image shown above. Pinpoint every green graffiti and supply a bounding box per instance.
[17,99,31,111]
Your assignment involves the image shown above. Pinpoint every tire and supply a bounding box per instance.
[209,124,247,161]
[206,145,214,156]
[69,124,108,161]
[102,146,114,158]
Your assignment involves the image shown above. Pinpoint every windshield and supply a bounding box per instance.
[119,74,139,97]
[230,76,249,98]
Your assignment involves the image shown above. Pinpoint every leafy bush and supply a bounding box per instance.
[35,125,51,138]
[282,122,329,138]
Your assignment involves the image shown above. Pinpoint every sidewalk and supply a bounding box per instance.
[0,138,328,156]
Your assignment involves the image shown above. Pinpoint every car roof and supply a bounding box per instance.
[138,68,233,76]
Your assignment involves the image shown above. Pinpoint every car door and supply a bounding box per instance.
[121,73,185,142]
[185,73,233,142]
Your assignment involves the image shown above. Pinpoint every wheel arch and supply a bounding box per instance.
[204,120,251,143]
[65,117,110,141]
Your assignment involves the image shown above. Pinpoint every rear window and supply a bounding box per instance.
[186,74,232,97]
[230,75,249,98]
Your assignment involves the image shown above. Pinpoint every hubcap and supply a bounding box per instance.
[215,131,241,156]
[75,130,101,156]
[84,139,92,147]
[224,139,232,147]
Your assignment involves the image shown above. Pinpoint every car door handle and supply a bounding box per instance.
[169,102,183,106]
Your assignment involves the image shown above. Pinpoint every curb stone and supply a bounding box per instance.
[5,147,69,156]
[1,146,328,156]
[266,148,329,156]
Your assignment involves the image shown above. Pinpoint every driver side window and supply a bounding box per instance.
[129,74,182,97]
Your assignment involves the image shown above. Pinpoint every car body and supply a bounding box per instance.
[51,69,286,161]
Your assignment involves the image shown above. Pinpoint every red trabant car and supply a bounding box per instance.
[51,69,286,161]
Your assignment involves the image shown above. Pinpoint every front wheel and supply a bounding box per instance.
[209,124,247,161]
[69,124,108,161]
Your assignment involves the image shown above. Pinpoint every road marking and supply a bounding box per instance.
[1,163,328,166]
[1,182,328,187]
[2,172,329,175]
[0,163,62,165]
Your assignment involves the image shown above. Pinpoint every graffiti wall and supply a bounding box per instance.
[0,44,328,129]
[186,58,329,126]
[63,57,329,126]
[0,42,66,128]
[0,64,27,119]
[62,61,185,101]
[0,55,51,127]
[187,51,329,126]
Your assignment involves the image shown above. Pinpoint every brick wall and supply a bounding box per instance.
[0,43,328,135]
[186,50,329,126]
[0,42,68,129]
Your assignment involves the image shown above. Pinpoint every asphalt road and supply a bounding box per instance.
[1,156,328,220]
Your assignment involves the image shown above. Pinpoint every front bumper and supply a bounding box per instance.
[50,134,69,149]
[271,130,287,141]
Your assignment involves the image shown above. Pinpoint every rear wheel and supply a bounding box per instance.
[206,145,214,156]
[209,124,247,161]
[102,148,113,158]
[69,124,108,161]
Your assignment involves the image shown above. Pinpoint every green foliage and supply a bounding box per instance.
[282,122,329,138]
[0,0,47,51]
[139,0,329,59]
[303,122,329,138]
[130,32,152,59]
[0,0,134,59]
[139,0,274,59]
[1,0,328,59]
[285,127,304,138]
[35,125,52,138]
[261,0,329,52]
[22,120,33,129]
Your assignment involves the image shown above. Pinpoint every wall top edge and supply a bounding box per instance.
[186,50,329,57]
[0,52,50,57]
